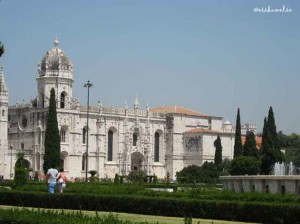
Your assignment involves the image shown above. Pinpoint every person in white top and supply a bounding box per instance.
[46,167,58,193]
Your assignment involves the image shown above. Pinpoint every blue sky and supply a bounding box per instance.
[0,0,299,134]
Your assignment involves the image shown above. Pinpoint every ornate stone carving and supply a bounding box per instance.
[185,136,201,152]
[166,115,173,130]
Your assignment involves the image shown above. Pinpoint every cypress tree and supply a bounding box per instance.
[234,108,242,158]
[260,117,268,156]
[243,131,258,158]
[267,106,283,162]
[43,88,60,174]
[214,135,223,170]
[0,42,4,57]
[261,129,275,174]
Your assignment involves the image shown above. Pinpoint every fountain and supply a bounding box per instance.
[220,161,300,195]
[272,162,295,176]
[289,161,295,175]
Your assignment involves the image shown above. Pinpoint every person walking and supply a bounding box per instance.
[56,168,67,193]
[46,167,58,193]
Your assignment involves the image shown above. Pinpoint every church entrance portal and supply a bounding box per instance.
[131,152,145,171]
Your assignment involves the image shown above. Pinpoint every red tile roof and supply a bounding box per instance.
[241,136,262,149]
[150,105,208,117]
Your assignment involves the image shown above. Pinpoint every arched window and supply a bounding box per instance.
[108,130,113,161]
[154,132,160,162]
[60,92,65,108]
[2,109,4,116]
[60,129,66,142]
[133,133,138,146]
[83,127,87,144]
[82,153,87,171]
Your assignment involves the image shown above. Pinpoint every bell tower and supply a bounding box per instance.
[0,66,9,179]
[36,38,73,109]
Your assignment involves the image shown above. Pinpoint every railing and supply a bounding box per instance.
[79,106,166,118]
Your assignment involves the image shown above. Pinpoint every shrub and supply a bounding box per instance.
[14,152,28,186]
[176,165,202,184]
[34,172,39,182]
[127,170,146,184]
[176,162,219,184]
[114,174,120,185]
[88,170,98,182]
[228,156,261,175]
[201,162,219,184]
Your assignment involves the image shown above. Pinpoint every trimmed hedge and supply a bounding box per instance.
[0,208,152,224]
[0,191,300,223]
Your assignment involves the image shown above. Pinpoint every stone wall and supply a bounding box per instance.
[220,175,300,195]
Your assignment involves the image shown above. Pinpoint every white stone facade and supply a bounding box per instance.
[0,40,236,180]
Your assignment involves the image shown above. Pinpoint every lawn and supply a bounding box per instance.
[0,205,257,224]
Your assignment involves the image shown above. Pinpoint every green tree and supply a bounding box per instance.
[243,131,258,158]
[234,108,242,158]
[201,162,219,184]
[278,131,289,148]
[43,88,60,174]
[260,107,284,174]
[176,163,219,184]
[219,158,231,175]
[0,42,4,57]
[267,106,283,162]
[279,133,300,168]
[260,117,268,156]
[14,152,28,186]
[285,147,300,167]
[214,135,222,170]
[261,128,276,174]
[228,156,261,175]
[176,165,202,184]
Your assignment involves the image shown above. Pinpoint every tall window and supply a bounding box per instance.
[42,94,45,108]
[82,153,87,171]
[60,129,66,142]
[108,130,113,161]
[154,132,160,162]
[60,92,65,108]
[38,129,41,144]
[133,133,138,146]
[36,152,40,170]
[2,109,4,116]
[83,127,87,144]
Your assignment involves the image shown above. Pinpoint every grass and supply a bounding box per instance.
[0,205,257,224]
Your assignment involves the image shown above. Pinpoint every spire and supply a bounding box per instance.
[98,100,102,107]
[134,94,139,110]
[146,101,149,112]
[124,99,128,110]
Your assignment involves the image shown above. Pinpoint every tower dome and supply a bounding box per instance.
[224,119,231,125]
[39,38,72,75]
[36,39,74,109]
